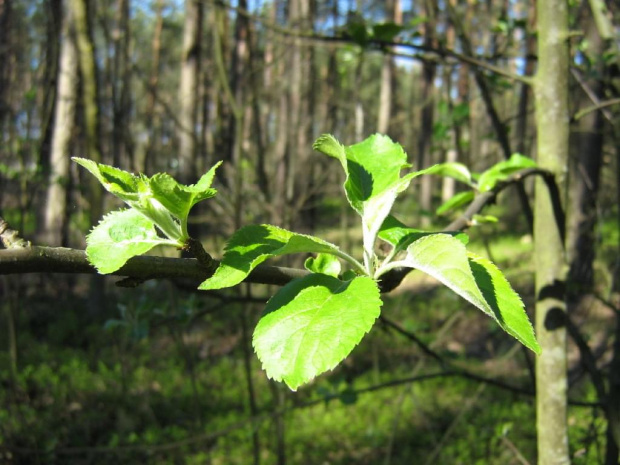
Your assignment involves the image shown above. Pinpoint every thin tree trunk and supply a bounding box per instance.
[140,0,164,173]
[39,0,62,176]
[417,1,437,221]
[178,0,203,184]
[534,0,570,463]
[112,0,132,168]
[0,0,12,133]
[71,0,103,222]
[44,3,78,247]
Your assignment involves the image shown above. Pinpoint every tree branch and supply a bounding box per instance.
[0,245,309,287]
[1,167,558,293]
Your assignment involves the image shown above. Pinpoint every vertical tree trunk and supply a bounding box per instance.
[0,0,12,133]
[178,0,203,184]
[566,19,604,293]
[417,1,437,221]
[140,0,164,174]
[112,0,133,168]
[534,0,570,463]
[44,2,78,247]
[377,0,400,135]
[515,1,536,157]
[71,0,103,223]
[39,0,62,176]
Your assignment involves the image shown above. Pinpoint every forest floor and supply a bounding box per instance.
[0,221,615,465]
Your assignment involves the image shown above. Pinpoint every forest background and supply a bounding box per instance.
[0,0,619,463]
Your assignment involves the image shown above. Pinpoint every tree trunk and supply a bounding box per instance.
[71,0,103,222]
[112,0,133,168]
[417,1,437,221]
[44,2,78,247]
[0,0,12,133]
[140,0,164,174]
[534,0,570,463]
[566,18,604,293]
[178,0,203,184]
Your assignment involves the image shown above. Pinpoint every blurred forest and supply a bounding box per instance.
[1,0,619,463]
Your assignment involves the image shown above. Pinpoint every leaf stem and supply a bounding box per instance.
[331,250,367,276]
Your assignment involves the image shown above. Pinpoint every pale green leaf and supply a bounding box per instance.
[425,162,473,186]
[86,209,173,274]
[378,215,468,255]
[72,157,142,202]
[472,214,499,224]
[253,274,382,390]
[314,134,435,270]
[478,153,537,192]
[393,234,539,353]
[467,252,540,353]
[436,191,475,215]
[305,253,341,277]
[199,225,352,290]
[149,162,221,221]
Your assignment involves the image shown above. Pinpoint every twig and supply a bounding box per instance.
[209,0,533,85]
[573,98,620,122]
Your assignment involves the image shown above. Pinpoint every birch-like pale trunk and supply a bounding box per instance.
[534,0,570,463]
[44,4,78,247]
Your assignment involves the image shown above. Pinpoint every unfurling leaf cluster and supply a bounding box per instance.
[73,157,221,273]
[76,134,540,392]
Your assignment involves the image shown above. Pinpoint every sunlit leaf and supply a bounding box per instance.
[478,154,537,192]
[253,274,382,390]
[199,224,348,290]
[388,234,539,353]
[86,209,173,274]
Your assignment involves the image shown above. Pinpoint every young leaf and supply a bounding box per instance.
[425,162,473,186]
[305,253,341,277]
[378,215,468,256]
[385,233,539,353]
[313,134,434,271]
[86,209,175,274]
[436,191,475,215]
[149,161,221,236]
[477,153,537,192]
[467,252,540,353]
[199,224,362,290]
[253,274,382,390]
[72,157,142,202]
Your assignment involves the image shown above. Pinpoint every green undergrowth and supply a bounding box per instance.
[0,230,606,464]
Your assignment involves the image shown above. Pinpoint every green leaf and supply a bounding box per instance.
[477,154,537,192]
[436,191,475,215]
[253,274,382,390]
[388,234,539,353]
[472,214,499,224]
[314,134,433,270]
[378,215,468,256]
[426,162,473,186]
[372,22,403,42]
[149,162,221,236]
[86,209,174,274]
[199,224,359,290]
[467,252,540,353]
[72,157,142,202]
[149,162,221,220]
[305,253,341,277]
